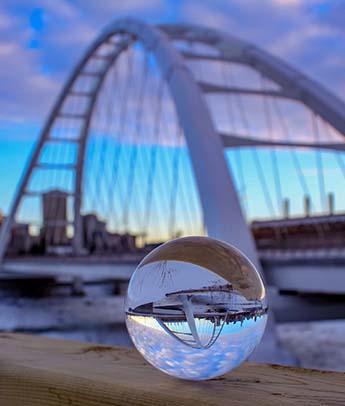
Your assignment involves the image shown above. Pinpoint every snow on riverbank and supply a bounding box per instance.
[277,320,345,372]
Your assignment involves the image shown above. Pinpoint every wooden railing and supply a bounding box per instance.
[0,333,344,405]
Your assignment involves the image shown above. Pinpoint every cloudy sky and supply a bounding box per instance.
[1,0,345,215]
[127,312,267,380]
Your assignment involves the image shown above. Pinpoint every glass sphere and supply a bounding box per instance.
[125,236,268,380]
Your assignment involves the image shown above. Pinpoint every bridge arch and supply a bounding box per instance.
[0,18,345,266]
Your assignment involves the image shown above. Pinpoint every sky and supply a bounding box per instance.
[126,312,267,380]
[1,0,345,221]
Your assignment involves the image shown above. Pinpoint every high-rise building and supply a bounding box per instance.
[41,189,68,247]
[82,213,108,253]
[9,223,32,255]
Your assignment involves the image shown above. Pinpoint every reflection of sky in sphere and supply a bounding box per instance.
[125,237,268,380]
[126,314,267,380]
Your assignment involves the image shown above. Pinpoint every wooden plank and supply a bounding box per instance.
[0,334,344,405]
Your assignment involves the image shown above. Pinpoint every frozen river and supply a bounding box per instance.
[1,298,343,372]
[277,320,345,372]
[1,280,344,372]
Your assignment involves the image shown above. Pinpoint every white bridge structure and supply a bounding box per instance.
[1,19,345,303]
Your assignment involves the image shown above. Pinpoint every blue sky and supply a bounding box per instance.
[126,312,267,380]
[1,0,345,222]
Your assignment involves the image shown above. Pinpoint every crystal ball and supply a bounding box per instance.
[125,236,268,380]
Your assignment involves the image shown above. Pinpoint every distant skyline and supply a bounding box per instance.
[1,0,345,218]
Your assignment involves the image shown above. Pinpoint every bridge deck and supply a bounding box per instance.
[0,333,344,405]
[0,256,140,282]
[2,250,345,294]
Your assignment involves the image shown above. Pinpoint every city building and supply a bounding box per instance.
[82,213,138,254]
[82,213,108,253]
[0,213,33,256]
[41,189,69,248]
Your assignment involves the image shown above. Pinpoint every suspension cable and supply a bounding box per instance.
[122,50,148,231]
[231,74,276,217]
[220,61,248,217]
[168,123,183,238]
[100,64,122,225]
[310,111,326,212]
[104,52,127,229]
[271,97,313,207]
[261,75,283,216]
[102,61,122,230]
[91,61,119,218]
[106,49,134,232]
[322,119,345,203]
[142,76,165,239]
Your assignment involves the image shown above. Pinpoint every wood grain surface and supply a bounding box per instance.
[0,333,344,405]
